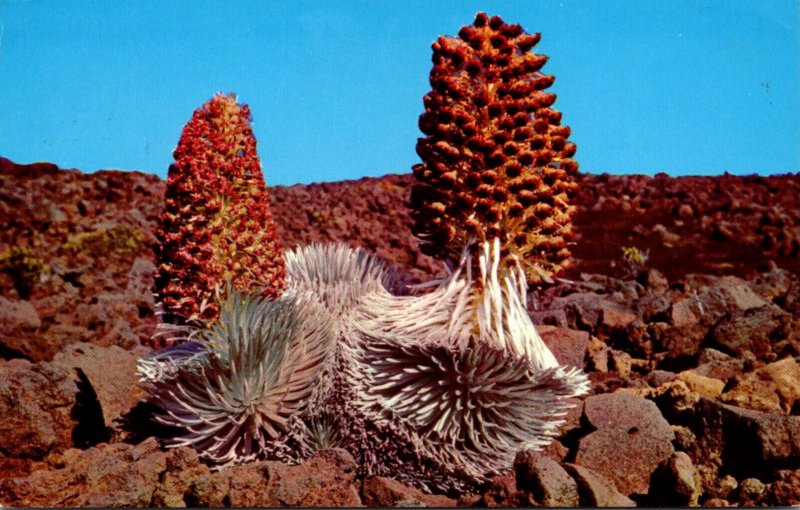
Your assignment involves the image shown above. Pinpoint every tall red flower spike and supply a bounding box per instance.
[411,12,579,284]
[155,93,286,328]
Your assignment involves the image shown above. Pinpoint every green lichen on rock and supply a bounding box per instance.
[0,246,47,299]
[62,224,147,258]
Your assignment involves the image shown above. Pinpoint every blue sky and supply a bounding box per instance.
[0,1,798,186]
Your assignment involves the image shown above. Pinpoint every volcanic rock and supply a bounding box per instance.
[563,463,635,507]
[576,392,675,495]
[538,326,590,369]
[766,469,800,505]
[3,158,800,504]
[187,448,362,507]
[708,304,794,360]
[150,447,212,507]
[734,477,767,506]
[690,399,800,476]
[479,473,522,507]
[0,359,80,463]
[514,452,579,507]
[647,451,699,506]
[598,304,637,332]
[670,296,701,328]
[51,342,149,435]
[692,348,745,381]
[675,370,725,399]
[705,474,739,501]
[656,323,709,366]
[545,292,610,332]
[0,296,41,331]
[585,336,611,372]
[636,268,669,294]
[0,438,168,507]
[748,268,795,302]
[719,356,800,414]
[646,369,677,387]
[362,476,456,507]
[266,448,362,507]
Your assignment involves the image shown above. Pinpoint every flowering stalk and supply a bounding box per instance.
[154,93,285,328]
[412,12,579,284]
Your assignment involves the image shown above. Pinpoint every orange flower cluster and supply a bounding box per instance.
[155,93,286,326]
[411,12,579,284]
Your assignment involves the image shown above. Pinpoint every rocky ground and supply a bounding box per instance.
[0,156,798,507]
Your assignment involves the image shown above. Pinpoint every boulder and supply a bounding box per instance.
[538,326,590,369]
[670,298,700,328]
[656,322,709,364]
[563,464,635,507]
[32,324,95,361]
[125,257,156,311]
[675,370,725,399]
[0,438,168,507]
[576,392,675,495]
[185,461,273,508]
[675,275,768,330]
[636,268,669,294]
[636,293,671,323]
[0,297,51,361]
[514,452,579,507]
[362,476,456,507]
[51,343,149,434]
[708,304,793,360]
[548,292,607,331]
[646,369,677,387]
[598,304,637,332]
[734,477,767,506]
[479,473,522,507]
[693,349,744,381]
[586,336,611,372]
[747,268,794,302]
[187,448,362,508]
[582,392,674,438]
[648,451,699,505]
[150,447,212,507]
[0,359,80,461]
[266,448,362,507]
[719,357,800,414]
[714,276,769,311]
[705,474,738,500]
[766,469,800,506]
[0,296,41,330]
[691,399,800,475]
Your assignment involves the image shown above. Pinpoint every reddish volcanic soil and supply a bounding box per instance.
[0,156,799,507]
[1,157,797,291]
[568,172,799,281]
[271,171,800,285]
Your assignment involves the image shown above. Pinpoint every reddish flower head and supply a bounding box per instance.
[154,93,285,331]
[411,13,580,284]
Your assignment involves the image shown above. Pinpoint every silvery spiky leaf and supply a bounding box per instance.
[295,411,347,457]
[284,243,392,323]
[140,244,382,384]
[347,238,589,487]
[352,334,588,482]
[280,244,441,483]
[357,237,559,369]
[146,290,334,468]
[137,339,208,384]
